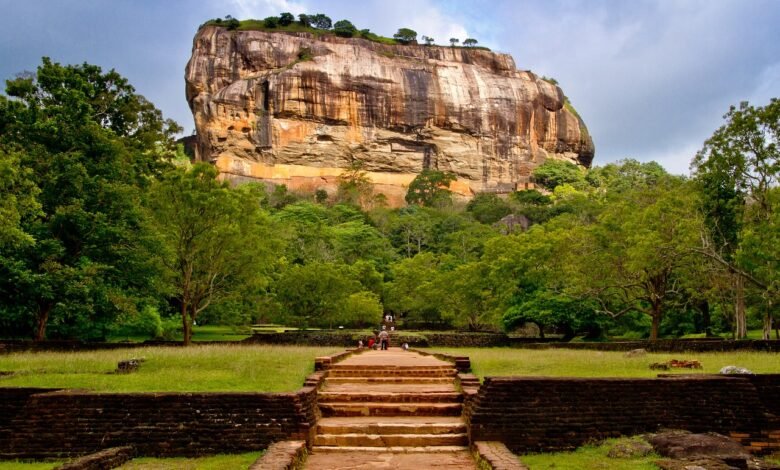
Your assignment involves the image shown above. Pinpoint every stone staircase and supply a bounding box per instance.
[311,350,469,454]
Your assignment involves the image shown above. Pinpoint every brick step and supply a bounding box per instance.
[319,402,463,417]
[322,383,458,394]
[317,417,466,436]
[311,445,470,454]
[329,364,455,371]
[313,432,468,447]
[324,377,455,385]
[327,368,458,378]
[318,391,463,403]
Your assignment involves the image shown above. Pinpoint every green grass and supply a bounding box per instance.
[521,438,660,469]
[0,345,338,392]
[107,325,253,343]
[434,348,780,378]
[0,462,62,470]
[117,452,260,469]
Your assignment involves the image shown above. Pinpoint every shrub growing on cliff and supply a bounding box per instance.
[263,16,279,28]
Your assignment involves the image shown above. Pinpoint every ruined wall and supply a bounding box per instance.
[0,387,317,458]
[469,375,779,453]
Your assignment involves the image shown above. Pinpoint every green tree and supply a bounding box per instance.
[532,159,585,191]
[421,35,435,46]
[463,38,478,47]
[275,261,363,328]
[0,58,179,340]
[405,169,457,207]
[568,178,701,339]
[449,38,459,47]
[337,161,373,206]
[297,14,311,27]
[263,16,279,28]
[279,12,295,26]
[466,193,511,224]
[145,164,279,345]
[309,14,332,29]
[692,99,780,338]
[333,20,357,37]
[394,28,418,44]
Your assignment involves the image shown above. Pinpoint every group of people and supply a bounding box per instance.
[357,317,408,351]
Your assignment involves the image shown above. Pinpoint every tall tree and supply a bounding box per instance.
[405,169,457,207]
[0,58,179,340]
[146,164,279,345]
[570,178,700,339]
[692,99,780,338]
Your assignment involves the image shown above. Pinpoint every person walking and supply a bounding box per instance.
[378,329,389,350]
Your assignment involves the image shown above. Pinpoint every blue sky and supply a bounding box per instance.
[1,0,778,174]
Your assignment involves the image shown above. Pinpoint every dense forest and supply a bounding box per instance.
[1,58,778,344]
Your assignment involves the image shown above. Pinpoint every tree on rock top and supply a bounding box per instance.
[333,19,357,37]
[394,28,418,44]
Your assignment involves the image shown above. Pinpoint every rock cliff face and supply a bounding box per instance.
[186,26,594,204]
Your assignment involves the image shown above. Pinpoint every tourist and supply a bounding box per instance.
[357,339,364,349]
[379,329,389,350]
[367,337,375,349]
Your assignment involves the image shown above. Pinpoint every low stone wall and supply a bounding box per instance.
[509,339,780,352]
[0,387,318,459]
[469,375,780,453]
[245,331,509,348]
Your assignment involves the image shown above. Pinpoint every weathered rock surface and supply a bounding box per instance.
[186,26,594,205]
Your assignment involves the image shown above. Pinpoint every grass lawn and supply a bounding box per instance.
[107,325,253,343]
[0,462,62,470]
[0,345,338,392]
[521,438,660,469]
[117,452,260,469]
[434,347,780,378]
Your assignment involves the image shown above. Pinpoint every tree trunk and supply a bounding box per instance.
[182,302,192,346]
[650,302,662,340]
[698,299,713,337]
[763,300,773,340]
[34,303,52,342]
[735,275,747,339]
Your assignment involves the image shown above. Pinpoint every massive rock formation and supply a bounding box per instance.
[186,26,594,205]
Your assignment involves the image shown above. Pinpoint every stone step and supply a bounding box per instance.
[317,416,466,436]
[318,391,463,403]
[322,383,457,393]
[319,402,463,417]
[324,376,455,385]
[313,432,468,447]
[329,364,455,371]
[327,368,458,378]
[311,445,470,454]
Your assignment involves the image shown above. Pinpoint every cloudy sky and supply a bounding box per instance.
[1,0,778,174]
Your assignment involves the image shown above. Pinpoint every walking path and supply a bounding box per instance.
[304,348,478,470]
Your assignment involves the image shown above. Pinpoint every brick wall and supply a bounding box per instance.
[0,387,318,459]
[509,339,780,352]
[469,375,777,453]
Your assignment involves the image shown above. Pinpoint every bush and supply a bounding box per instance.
[110,306,164,339]
[333,19,357,37]
[279,12,294,26]
[263,16,279,28]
